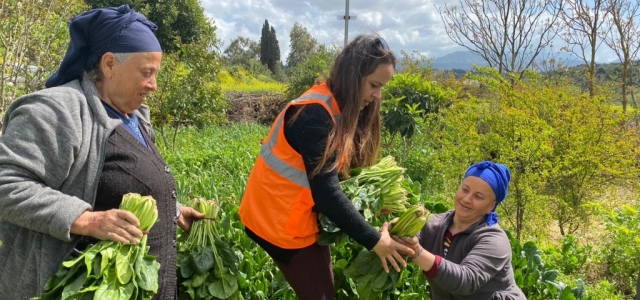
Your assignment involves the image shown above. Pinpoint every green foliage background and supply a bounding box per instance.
[3,1,640,299]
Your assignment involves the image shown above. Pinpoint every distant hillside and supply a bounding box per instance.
[432,50,585,71]
[432,51,489,70]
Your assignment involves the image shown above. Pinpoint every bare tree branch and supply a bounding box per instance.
[559,0,609,96]
[437,0,563,79]
[602,0,640,112]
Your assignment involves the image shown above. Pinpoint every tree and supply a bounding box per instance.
[381,73,456,163]
[602,0,640,113]
[0,0,88,118]
[83,0,216,53]
[260,20,271,70]
[437,0,562,79]
[559,0,609,97]
[147,40,227,150]
[285,45,336,100]
[260,19,281,74]
[431,68,638,240]
[269,26,281,73]
[286,23,317,69]
[223,36,260,67]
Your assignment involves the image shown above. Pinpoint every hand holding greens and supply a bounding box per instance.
[33,193,161,300]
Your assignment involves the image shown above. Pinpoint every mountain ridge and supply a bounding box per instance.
[431,50,587,70]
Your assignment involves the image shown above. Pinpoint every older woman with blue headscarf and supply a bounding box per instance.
[393,161,526,300]
[0,5,203,299]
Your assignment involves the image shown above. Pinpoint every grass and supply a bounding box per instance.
[157,123,300,298]
[157,123,269,202]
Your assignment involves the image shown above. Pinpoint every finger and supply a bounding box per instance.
[380,222,389,233]
[191,210,205,219]
[112,225,141,244]
[397,249,410,256]
[391,236,404,244]
[392,252,407,268]
[113,217,143,239]
[403,245,415,257]
[392,240,414,256]
[401,236,417,244]
[187,208,205,218]
[391,239,415,255]
[388,255,401,272]
[178,218,192,233]
[379,256,390,273]
[116,210,140,228]
[106,232,128,244]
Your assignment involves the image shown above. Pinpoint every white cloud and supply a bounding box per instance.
[201,0,464,63]
[202,0,619,65]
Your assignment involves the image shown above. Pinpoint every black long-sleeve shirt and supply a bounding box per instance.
[246,104,381,263]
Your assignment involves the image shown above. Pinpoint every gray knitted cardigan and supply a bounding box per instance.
[0,78,153,299]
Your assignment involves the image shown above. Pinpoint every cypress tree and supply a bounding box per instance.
[260,19,271,68]
[269,26,281,72]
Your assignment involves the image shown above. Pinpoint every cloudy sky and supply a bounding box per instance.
[201,0,618,65]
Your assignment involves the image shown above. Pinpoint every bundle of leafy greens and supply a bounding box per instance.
[33,193,160,300]
[344,205,430,299]
[318,155,410,245]
[177,198,239,299]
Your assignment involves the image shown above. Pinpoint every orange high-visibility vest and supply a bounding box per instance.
[239,83,344,249]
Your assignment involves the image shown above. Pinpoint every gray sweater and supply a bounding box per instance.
[0,78,153,299]
[419,211,526,300]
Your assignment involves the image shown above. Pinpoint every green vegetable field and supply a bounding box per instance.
[153,123,625,300]
[5,2,640,297]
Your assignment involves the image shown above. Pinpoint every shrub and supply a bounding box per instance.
[284,45,336,101]
[601,204,640,296]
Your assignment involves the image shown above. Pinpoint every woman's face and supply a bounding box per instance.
[360,63,394,110]
[454,176,497,223]
[101,52,162,114]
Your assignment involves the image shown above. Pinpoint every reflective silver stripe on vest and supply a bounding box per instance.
[294,93,341,122]
[259,93,339,189]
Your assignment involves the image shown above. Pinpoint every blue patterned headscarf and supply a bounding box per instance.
[464,161,511,226]
[45,5,162,88]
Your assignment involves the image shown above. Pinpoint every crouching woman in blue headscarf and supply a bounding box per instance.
[393,161,526,300]
[0,5,204,300]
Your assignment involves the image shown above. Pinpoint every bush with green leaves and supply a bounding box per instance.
[540,234,591,276]
[147,42,227,150]
[380,73,456,167]
[0,0,87,119]
[284,45,336,101]
[601,204,640,297]
[428,68,639,240]
[381,73,455,140]
[509,231,591,300]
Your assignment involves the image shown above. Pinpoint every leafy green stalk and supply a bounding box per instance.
[33,193,160,300]
[389,205,430,237]
[177,198,239,299]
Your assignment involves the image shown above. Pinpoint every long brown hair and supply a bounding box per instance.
[313,33,396,177]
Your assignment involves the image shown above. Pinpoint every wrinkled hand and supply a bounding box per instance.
[372,222,415,273]
[71,209,143,244]
[177,206,205,233]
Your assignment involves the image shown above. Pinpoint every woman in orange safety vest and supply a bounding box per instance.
[239,33,414,299]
